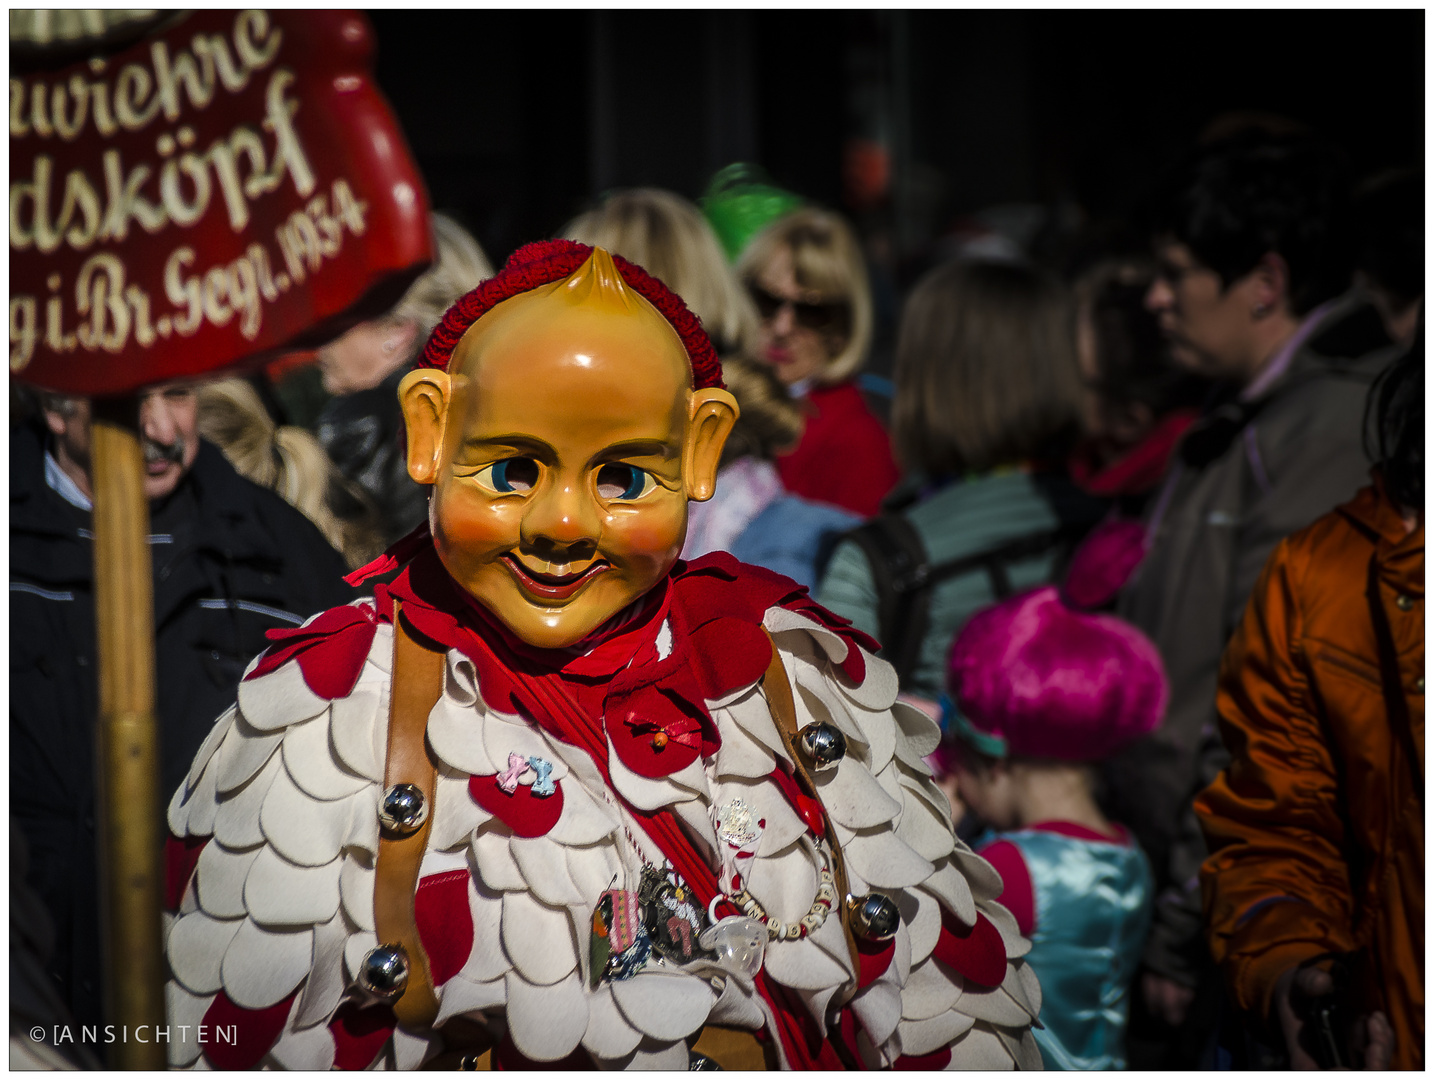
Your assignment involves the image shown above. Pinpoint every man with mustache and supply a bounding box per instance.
[10,379,354,1034]
[1102,132,1395,1066]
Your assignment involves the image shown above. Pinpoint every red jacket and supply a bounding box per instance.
[776,382,900,518]
[1196,482,1424,1068]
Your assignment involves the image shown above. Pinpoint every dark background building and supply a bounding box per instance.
[370,9,1423,270]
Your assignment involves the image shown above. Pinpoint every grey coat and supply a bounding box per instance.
[1106,297,1391,983]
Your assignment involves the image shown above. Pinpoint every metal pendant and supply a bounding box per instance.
[357,943,410,1000]
[715,799,762,847]
[378,784,428,836]
[848,891,901,942]
[797,722,847,772]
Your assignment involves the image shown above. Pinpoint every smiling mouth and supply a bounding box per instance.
[501,555,609,601]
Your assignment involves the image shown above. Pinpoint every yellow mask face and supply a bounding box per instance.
[399,249,739,650]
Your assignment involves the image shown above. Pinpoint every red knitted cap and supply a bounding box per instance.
[416,238,724,390]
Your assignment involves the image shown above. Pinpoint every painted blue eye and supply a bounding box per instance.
[476,457,537,493]
[596,463,655,500]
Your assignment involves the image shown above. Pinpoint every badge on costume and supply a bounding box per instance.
[639,865,709,964]
[590,888,651,986]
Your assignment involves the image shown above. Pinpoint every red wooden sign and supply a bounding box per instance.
[9,10,433,396]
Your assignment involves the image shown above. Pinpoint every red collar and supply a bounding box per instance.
[257,542,877,784]
[375,546,672,683]
[1069,410,1197,498]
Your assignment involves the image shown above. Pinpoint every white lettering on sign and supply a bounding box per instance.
[7,11,374,375]
[10,64,312,252]
[9,177,366,370]
[9,11,282,143]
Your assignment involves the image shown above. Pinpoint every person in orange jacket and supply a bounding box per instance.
[1196,334,1422,1070]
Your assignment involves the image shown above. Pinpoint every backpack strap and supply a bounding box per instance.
[924,525,1087,599]
[843,516,1086,686]
[841,514,931,685]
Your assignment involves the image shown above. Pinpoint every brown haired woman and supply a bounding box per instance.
[738,208,900,517]
[817,259,1107,706]
[1068,259,1210,514]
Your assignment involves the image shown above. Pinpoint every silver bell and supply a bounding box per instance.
[797,722,846,772]
[848,892,900,942]
[378,783,428,835]
[358,943,410,1000]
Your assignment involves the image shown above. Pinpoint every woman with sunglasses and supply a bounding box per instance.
[737,208,900,517]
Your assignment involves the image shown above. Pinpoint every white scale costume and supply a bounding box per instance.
[165,597,1042,1069]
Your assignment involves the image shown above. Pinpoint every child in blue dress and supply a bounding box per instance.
[942,521,1164,1069]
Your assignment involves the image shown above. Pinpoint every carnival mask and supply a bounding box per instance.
[398,248,738,650]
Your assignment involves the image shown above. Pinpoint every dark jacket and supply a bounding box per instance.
[315,367,428,547]
[9,421,354,1030]
[1107,298,1391,986]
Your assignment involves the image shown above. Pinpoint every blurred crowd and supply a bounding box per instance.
[11,115,1422,1071]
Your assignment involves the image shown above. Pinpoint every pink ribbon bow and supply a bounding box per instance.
[497,752,530,794]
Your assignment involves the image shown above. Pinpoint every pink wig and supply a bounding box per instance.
[946,576,1167,763]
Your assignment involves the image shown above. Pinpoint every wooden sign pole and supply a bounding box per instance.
[11,14,431,1058]
[89,398,166,1070]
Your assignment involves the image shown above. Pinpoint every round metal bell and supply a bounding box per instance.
[848,892,900,942]
[797,722,847,772]
[378,783,428,836]
[357,943,410,1000]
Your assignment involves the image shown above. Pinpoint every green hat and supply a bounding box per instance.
[700,163,804,263]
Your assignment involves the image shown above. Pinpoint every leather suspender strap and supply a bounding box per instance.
[375,602,447,1031]
[759,633,861,987]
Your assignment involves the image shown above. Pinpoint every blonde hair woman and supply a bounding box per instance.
[735,207,898,516]
[197,379,383,569]
[563,188,760,357]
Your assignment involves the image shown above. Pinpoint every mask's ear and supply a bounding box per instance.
[684,388,739,501]
[399,369,451,485]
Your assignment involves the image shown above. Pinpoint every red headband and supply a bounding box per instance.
[416,238,724,390]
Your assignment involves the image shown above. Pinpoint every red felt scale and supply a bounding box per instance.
[931,907,1008,988]
[413,869,476,986]
[468,773,566,839]
[328,1001,398,1071]
[201,989,298,1070]
[246,603,379,699]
